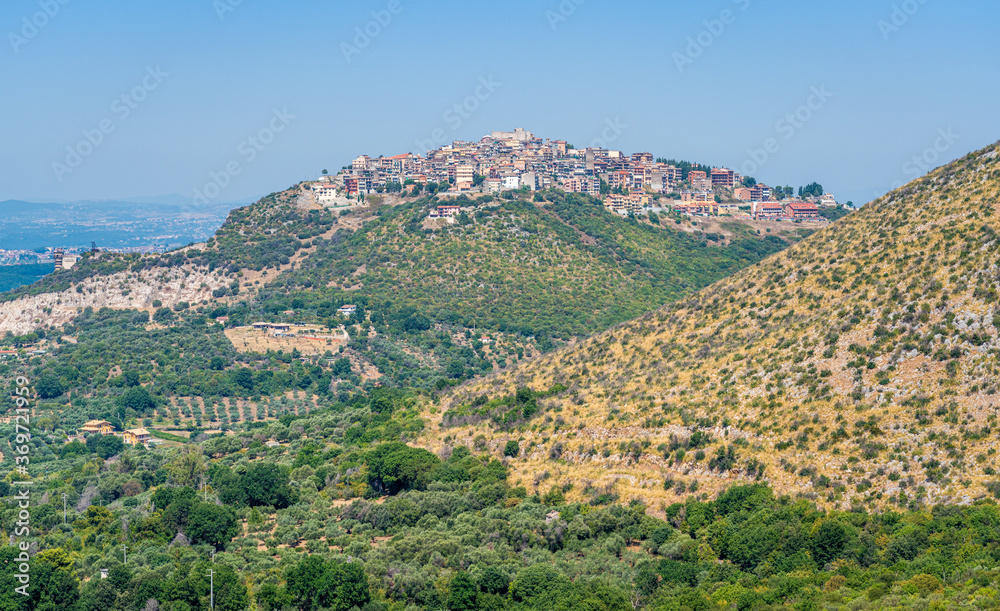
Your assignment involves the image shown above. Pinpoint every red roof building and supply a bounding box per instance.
[783,202,820,220]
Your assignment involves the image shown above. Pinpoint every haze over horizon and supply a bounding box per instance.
[2,0,998,207]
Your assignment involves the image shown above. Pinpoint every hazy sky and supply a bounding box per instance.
[2,0,997,207]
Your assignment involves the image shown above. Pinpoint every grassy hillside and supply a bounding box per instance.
[435,141,1000,511]
[272,193,789,339]
[7,171,1000,611]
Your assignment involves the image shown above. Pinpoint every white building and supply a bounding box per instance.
[315,183,340,204]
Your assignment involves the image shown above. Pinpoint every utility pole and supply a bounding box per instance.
[207,569,215,609]
[62,493,67,523]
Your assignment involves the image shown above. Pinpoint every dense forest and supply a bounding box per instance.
[0,264,54,293]
[3,380,1000,611]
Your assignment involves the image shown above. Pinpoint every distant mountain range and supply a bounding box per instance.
[0,198,244,251]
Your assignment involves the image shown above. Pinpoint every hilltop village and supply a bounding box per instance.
[319,128,845,220]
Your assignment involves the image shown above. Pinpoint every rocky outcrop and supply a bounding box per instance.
[0,266,230,335]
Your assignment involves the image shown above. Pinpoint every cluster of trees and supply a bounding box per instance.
[151,486,240,547]
[4,366,1000,611]
[27,307,343,413]
[254,192,786,389]
[799,182,825,198]
[656,159,712,182]
[0,263,53,293]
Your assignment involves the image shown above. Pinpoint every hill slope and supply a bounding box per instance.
[1,185,796,413]
[435,141,1000,511]
[273,193,789,339]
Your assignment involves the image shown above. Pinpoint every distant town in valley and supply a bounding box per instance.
[318,128,849,221]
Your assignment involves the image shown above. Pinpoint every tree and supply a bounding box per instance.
[256,584,291,611]
[286,557,369,611]
[185,503,239,548]
[86,434,124,459]
[119,386,155,411]
[27,548,80,611]
[509,565,567,603]
[811,519,848,566]
[446,360,465,379]
[477,566,509,595]
[332,358,352,377]
[153,307,174,323]
[504,440,520,458]
[447,572,477,611]
[36,373,65,399]
[232,368,254,391]
[799,182,824,198]
[366,442,441,494]
[166,447,206,487]
[219,463,298,508]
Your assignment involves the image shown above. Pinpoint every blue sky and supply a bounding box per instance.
[1,0,997,207]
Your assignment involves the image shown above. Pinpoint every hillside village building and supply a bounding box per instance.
[81,420,115,435]
[123,428,152,446]
[326,129,834,221]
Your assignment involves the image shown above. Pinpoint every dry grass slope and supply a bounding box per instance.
[429,141,1000,513]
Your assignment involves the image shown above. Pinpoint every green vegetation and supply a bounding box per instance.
[2,184,789,392]
[274,192,786,340]
[5,390,1000,611]
[6,142,1000,611]
[0,263,54,293]
[818,204,854,222]
[13,307,335,413]
[447,141,1000,509]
